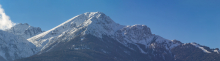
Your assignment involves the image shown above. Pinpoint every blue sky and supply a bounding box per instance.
[0,0,219,48]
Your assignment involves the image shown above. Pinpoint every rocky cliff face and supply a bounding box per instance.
[172,43,220,61]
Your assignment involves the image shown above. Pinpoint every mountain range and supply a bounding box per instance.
[0,12,219,61]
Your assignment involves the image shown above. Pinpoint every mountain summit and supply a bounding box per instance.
[5,23,43,39]
[28,12,124,51]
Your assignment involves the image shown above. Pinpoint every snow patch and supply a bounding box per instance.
[134,44,147,54]
[190,43,211,53]
[81,37,85,41]
[214,50,219,54]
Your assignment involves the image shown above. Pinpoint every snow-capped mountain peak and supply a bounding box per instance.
[7,23,30,35]
[28,12,124,51]
[5,23,43,39]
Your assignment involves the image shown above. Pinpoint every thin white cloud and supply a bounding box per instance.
[0,4,16,30]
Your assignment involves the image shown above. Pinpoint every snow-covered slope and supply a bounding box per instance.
[187,42,220,54]
[115,25,182,54]
[5,23,43,39]
[0,30,36,61]
[190,43,212,53]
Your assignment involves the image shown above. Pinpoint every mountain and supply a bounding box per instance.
[15,12,220,61]
[5,23,43,39]
[0,23,42,61]
[0,30,36,61]
[27,12,124,53]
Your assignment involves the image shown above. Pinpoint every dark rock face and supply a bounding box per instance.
[0,56,7,61]
[15,34,220,61]
[16,34,177,61]
[171,44,220,61]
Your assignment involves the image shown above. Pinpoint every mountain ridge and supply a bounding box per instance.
[5,23,43,39]
[27,11,219,56]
